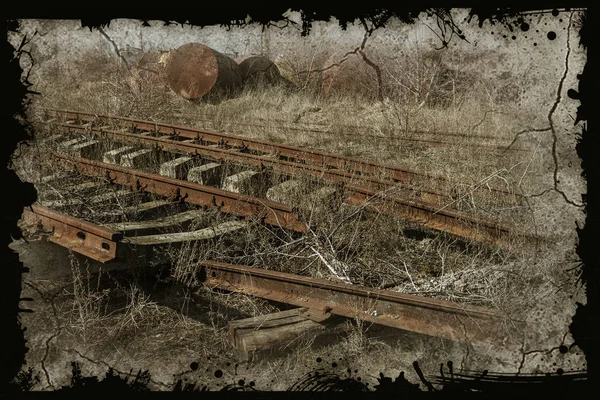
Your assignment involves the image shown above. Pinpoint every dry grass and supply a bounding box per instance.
[17,44,547,309]
[13,40,579,386]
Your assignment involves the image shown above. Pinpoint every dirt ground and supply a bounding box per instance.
[9,238,471,391]
[9,226,586,391]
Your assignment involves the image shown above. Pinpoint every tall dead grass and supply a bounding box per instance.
[21,43,544,301]
[14,41,568,375]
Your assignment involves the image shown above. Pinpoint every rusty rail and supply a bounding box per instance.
[18,205,519,344]
[43,108,520,200]
[21,204,122,262]
[50,121,448,204]
[48,150,513,247]
[200,260,516,344]
[343,184,511,246]
[42,119,518,246]
[50,152,307,232]
[189,115,530,153]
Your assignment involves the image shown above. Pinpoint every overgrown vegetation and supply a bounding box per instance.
[12,36,583,390]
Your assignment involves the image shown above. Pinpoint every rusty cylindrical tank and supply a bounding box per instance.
[164,43,243,100]
[236,56,282,85]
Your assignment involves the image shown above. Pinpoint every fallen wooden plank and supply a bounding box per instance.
[121,200,173,214]
[40,189,134,208]
[96,200,174,217]
[228,308,331,338]
[91,189,135,203]
[228,309,314,342]
[104,209,204,232]
[228,308,346,362]
[122,220,247,245]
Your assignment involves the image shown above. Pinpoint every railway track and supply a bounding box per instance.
[42,109,522,203]
[49,152,306,232]
[20,203,521,346]
[38,144,513,248]
[18,116,531,356]
[188,114,531,153]
[36,109,526,248]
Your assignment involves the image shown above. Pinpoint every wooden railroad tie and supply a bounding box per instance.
[227,307,348,362]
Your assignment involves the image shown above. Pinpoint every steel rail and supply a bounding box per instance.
[49,153,307,232]
[342,184,511,246]
[20,204,122,262]
[200,260,516,344]
[43,108,519,199]
[51,121,449,205]
[48,146,513,247]
[19,205,519,344]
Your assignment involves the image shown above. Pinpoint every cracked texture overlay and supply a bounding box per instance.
[7,7,589,392]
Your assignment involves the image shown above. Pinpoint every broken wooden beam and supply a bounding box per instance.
[122,220,247,245]
[104,209,204,232]
[228,308,347,362]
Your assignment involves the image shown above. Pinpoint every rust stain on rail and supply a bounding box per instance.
[43,108,520,201]
[200,260,519,344]
[50,152,307,232]
[21,204,122,262]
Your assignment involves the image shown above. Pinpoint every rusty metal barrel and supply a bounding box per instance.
[164,43,242,100]
[237,56,281,84]
[235,56,296,89]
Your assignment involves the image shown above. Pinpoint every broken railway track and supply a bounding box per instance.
[20,204,520,348]
[19,117,529,357]
[35,109,526,248]
[43,108,522,203]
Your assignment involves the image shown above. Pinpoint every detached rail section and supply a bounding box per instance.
[20,204,519,345]
[40,109,520,248]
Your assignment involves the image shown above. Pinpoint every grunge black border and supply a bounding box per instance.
[3,0,597,395]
